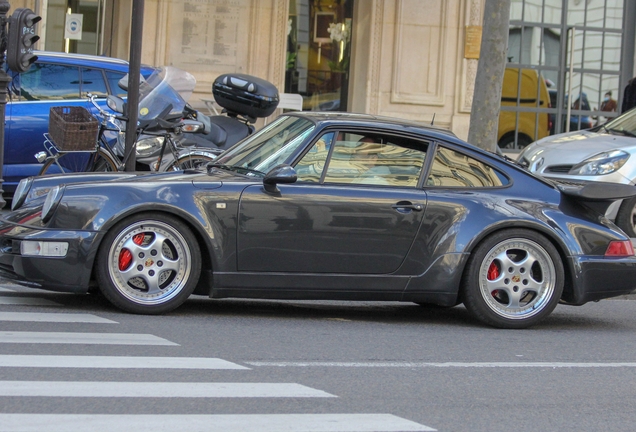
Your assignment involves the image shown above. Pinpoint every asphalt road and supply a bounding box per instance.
[2,283,636,431]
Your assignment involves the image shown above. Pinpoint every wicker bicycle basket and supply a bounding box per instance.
[48,106,99,151]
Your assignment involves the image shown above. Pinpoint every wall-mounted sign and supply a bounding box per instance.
[65,13,83,40]
[465,25,482,59]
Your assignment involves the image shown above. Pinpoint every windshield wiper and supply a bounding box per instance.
[207,163,265,177]
[607,128,636,138]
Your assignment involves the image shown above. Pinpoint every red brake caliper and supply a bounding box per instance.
[487,261,500,297]
[118,233,145,271]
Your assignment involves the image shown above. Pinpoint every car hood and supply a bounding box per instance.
[521,130,636,166]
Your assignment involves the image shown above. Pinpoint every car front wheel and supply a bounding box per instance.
[96,213,202,314]
[462,229,564,329]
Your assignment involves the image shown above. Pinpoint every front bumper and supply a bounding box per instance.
[566,255,636,304]
[0,220,100,293]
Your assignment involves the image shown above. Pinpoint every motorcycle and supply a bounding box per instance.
[115,67,280,171]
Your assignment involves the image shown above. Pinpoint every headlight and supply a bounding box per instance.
[568,150,630,175]
[11,177,34,210]
[41,185,65,223]
[135,136,164,157]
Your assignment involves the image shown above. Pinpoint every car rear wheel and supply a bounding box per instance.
[462,229,564,329]
[96,213,202,314]
[615,196,636,238]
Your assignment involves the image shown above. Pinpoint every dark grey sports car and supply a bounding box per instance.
[2,112,636,329]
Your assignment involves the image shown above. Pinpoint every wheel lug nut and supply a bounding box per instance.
[149,270,155,276]
[513,286,519,292]
[138,252,144,258]
[157,261,163,267]
[523,279,528,285]
[504,278,510,284]
[137,265,143,271]
[151,250,157,256]
[520,268,525,273]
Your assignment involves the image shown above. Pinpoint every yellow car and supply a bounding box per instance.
[498,67,551,149]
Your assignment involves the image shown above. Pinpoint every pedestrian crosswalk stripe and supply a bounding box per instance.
[246,361,636,368]
[0,381,336,398]
[0,355,248,369]
[0,297,60,306]
[0,331,178,346]
[0,312,118,324]
[0,414,436,431]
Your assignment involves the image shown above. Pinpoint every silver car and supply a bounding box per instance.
[518,108,636,236]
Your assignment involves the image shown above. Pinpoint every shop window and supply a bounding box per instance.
[286,0,353,112]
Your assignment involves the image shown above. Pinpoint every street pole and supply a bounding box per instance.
[124,0,144,172]
[0,0,10,209]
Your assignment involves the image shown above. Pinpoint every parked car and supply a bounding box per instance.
[518,107,636,235]
[3,112,636,329]
[497,67,551,149]
[3,51,155,194]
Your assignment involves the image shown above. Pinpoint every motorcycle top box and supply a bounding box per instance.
[213,73,280,120]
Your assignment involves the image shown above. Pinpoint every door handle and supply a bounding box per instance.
[392,202,423,212]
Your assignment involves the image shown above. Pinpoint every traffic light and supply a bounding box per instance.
[7,8,41,73]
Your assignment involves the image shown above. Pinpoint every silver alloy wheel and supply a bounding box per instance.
[629,204,636,233]
[478,238,556,320]
[106,220,192,306]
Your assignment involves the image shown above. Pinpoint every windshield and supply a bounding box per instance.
[605,108,636,135]
[214,116,315,176]
[136,66,196,121]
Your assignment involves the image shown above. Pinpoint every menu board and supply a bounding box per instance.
[169,0,249,73]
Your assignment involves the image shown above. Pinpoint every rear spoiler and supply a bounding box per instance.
[557,182,636,214]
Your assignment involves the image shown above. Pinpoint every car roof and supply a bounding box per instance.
[288,111,474,145]
[33,51,156,74]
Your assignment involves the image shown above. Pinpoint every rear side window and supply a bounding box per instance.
[427,146,507,187]
[19,63,80,101]
[106,71,127,97]
[80,68,108,98]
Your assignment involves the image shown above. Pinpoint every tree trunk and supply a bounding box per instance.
[467,0,511,152]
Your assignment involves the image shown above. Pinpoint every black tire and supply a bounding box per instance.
[95,213,202,314]
[498,133,533,150]
[167,153,216,171]
[462,229,564,329]
[615,196,636,238]
[39,147,118,175]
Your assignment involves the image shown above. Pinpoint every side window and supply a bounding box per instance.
[295,132,334,182]
[323,132,427,187]
[19,63,80,101]
[427,146,506,187]
[106,71,127,97]
[80,68,108,97]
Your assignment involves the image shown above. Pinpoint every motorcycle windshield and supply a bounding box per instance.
[137,66,196,121]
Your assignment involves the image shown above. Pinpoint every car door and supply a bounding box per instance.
[237,130,429,275]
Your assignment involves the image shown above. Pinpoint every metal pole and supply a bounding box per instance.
[0,0,11,209]
[566,27,575,133]
[124,0,144,172]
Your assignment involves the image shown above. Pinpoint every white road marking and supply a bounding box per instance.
[0,414,436,431]
[0,332,178,346]
[0,297,60,306]
[0,312,117,324]
[0,355,248,369]
[0,381,336,398]
[0,287,15,292]
[246,361,636,368]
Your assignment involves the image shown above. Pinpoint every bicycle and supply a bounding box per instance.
[36,94,218,175]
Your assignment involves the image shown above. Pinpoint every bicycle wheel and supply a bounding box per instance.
[39,147,119,175]
[167,153,216,171]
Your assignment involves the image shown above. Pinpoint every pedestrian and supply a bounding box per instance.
[622,77,636,113]
[596,91,617,125]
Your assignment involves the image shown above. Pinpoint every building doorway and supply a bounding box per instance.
[42,0,109,55]
[286,0,353,112]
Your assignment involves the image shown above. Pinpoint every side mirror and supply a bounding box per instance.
[263,164,297,192]
[107,95,127,114]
